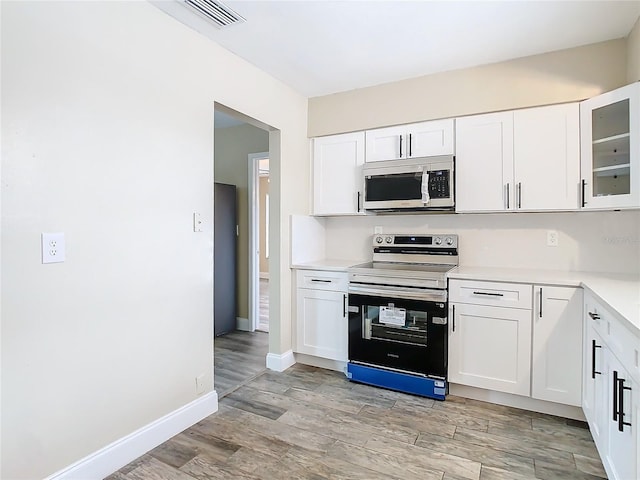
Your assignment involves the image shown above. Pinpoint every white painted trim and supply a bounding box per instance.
[259,272,269,280]
[45,391,218,480]
[294,353,347,374]
[248,151,269,333]
[236,316,251,331]
[449,383,585,421]
[266,350,295,372]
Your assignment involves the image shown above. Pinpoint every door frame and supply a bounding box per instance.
[248,151,269,332]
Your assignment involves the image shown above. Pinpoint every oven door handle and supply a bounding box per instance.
[348,284,447,302]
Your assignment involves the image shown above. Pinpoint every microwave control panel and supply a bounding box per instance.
[428,170,450,198]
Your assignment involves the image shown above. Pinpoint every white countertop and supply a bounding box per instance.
[291,259,363,272]
[449,266,640,336]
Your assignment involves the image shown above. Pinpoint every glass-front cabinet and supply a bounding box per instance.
[580,82,639,209]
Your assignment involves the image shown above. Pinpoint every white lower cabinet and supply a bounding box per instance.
[583,290,639,480]
[294,270,348,362]
[449,302,532,395]
[449,280,584,406]
[531,286,583,406]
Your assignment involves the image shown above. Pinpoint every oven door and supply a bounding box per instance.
[348,291,447,378]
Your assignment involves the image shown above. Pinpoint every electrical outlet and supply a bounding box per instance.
[374,226,383,234]
[42,233,65,263]
[195,373,206,395]
[547,230,559,247]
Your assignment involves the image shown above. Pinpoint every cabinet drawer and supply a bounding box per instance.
[296,269,348,292]
[449,280,532,309]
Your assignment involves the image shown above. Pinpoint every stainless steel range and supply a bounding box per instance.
[347,234,458,400]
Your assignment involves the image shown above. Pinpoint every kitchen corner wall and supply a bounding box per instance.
[628,16,640,83]
[324,211,640,276]
[214,124,269,321]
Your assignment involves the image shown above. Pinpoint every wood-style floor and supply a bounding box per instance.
[213,330,269,399]
[108,362,606,480]
[258,278,269,332]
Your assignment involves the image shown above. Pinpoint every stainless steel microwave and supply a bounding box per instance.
[363,155,455,212]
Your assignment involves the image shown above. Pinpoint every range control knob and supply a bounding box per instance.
[385,236,393,244]
[446,237,454,246]
[375,236,383,244]
[433,237,442,245]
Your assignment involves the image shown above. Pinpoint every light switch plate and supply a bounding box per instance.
[42,232,65,263]
[193,212,203,232]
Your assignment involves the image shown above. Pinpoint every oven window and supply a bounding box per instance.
[362,304,428,346]
[365,173,422,201]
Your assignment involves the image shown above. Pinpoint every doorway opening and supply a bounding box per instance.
[213,105,275,397]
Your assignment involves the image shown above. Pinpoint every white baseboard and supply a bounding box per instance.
[259,272,269,280]
[45,391,219,480]
[294,353,347,374]
[266,350,295,372]
[236,317,251,331]
[449,383,585,421]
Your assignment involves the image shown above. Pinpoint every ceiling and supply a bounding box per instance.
[155,1,640,98]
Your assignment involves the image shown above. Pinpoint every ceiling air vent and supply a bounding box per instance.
[183,0,245,28]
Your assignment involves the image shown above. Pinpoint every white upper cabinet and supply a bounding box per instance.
[580,82,640,210]
[365,119,454,162]
[514,104,580,211]
[312,132,365,216]
[455,111,514,212]
[456,104,580,213]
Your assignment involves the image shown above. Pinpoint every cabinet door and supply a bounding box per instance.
[406,119,454,157]
[581,82,639,210]
[365,125,407,162]
[532,286,583,406]
[606,355,636,480]
[455,112,514,212]
[295,288,348,361]
[449,303,531,396]
[313,132,365,215]
[514,104,580,211]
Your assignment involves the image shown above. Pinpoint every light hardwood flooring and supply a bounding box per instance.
[108,363,606,480]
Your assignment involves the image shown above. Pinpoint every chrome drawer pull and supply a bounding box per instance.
[311,279,332,283]
[588,311,600,320]
[472,291,504,297]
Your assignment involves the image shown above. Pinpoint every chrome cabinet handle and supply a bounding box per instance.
[539,287,543,318]
[472,291,504,297]
[452,304,456,332]
[357,191,361,212]
[311,279,331,283]
[588,311,601,320]
[581,179,587,207]
[399,135,403,158]
[517,182,522,209]
[506,183,510,209]
[409,133,412,157]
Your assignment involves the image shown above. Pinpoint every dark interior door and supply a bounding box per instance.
[214,183,237,336]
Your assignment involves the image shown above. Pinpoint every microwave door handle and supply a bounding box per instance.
[421,169,430,204]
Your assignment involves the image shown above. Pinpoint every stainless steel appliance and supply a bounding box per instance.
[362,156,455,212]
[347,233,458,400]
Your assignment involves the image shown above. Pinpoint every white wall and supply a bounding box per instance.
[308,39,627,137]
[628,16,640,83]
[324,211,640,275]
[0,2,307,478]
